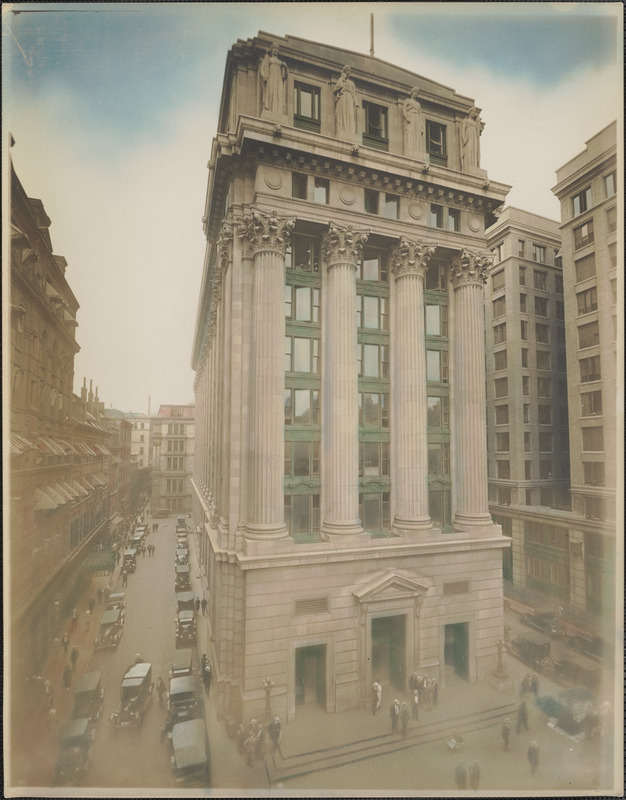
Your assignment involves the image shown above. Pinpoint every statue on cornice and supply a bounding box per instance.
[402,88,425,157]
[461,107,485,171]
[260,43,288,119]
[334,66,358,139]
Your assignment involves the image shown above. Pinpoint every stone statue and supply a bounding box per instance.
[461,106,485,171]
[334,65,358,137]
[402,88,424,156]
[260,43,288,118]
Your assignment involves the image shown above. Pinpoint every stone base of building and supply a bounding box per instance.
[487,671,515,693]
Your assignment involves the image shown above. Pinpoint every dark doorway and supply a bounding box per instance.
[371,615,406,692]
[295,645,326,707]
[444,622,469,679]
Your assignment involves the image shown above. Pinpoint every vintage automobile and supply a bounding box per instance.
[567,632,605,661]
[169,718,210,787]
[54,718,95,785]
[175,548,189,566]
[176,538,188,553]
[94,608,124,649]
[110,662,153,728]
[153,508,169,518]
[171,648,194,679]
[176,515,187,529]
[176,591,195,612]
[106,592,126,613]
[71,672,105,725]
[519,608,567,639]
[175,564,191,591]
[537,686,596,737]
[123,548,138,573]
[168,675,199,722]
[507,632,551,669]
[176,610,197,644]
[130,534,143,551]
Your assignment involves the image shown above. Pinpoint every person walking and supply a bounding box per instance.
[268,716,284,765]
[70,646,79,673]
[372,681,381,716]
[84,609,91,630]
[469,759,481,790]
[412,689,420,720]
[156,676,166,704]
[61,632,70,655]
[400,701,409,737]
[71,608,79,631]
[121,569,128,588]
[502,717,511,750]
[517,700,529,733]
[195,597,201,613]
[104,584,111,601]
[243,731,257,767]
[201,597,207,615]
[62,665,73,690]
[530,673,539,698]
[203,661,212,694]
[88,596,96,613]
[527,740,540,773]
[454,762,467,790]
[390,698,400,733]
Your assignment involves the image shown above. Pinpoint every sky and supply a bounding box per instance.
[3,2,622,414]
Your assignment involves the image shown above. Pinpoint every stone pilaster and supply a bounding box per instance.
[321,224,368,538]
[450,249,493,528]
[391,237,435,533]
[238,209,295,539]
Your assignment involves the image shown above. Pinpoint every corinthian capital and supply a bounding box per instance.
[391,237,435,279]
[450,248,493,287]
[237,208,294,256]
[322,223,369,267]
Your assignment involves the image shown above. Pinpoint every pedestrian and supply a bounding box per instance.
[104,584,111,601]
[156,676,166,704]
[432,678,439,708]
[43,679,54,708]
[502,717,511,750]
[372,680,381,716]
[62,665,73,690]
[244,732,257,767]
[70,646,79,672]
[401,701,409,737]
[390,698,400,732]
[97,587,103,604]
[201,597,207,615]
[412,689,419,720]
[520,673,531,697]
[527,740,540,773]
[155,523,159,532]
[47,706,58,732]
[469,759,481,790]
[61,632,70,655]
[195,597,201,613]
[255,723,266,760]
[121,569,128,587]
[409,671,419,694]
[71,608,78,630]
[530,673,539,698]
[84,609,91,630]
[88,596,96,613]
[203,661,212,693]
[268,716,283,765]
[454,762,467,790]
[517,700,529,733]
[160,716,174,742]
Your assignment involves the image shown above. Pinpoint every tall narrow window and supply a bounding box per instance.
[292,173,307,199]
[383,194,399,220]
[364,189,379,215]
[313,178,329,204]
[426,121,447,165]
[572,186,592,217]
[447,208,460,232]
[430,204,444,229]
[362,101,388,149]
[294,82,321,131]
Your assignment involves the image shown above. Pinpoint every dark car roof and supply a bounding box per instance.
[100,608,122,626]
[73,671,102,694]
[176,591,195,603]
[59,718,90,741]
[172,648,193,670]
[124,548,138,556]
[169,675,196,695]
[108,592,126,603]
[172,719,207,769]
[178,609,195,621]
[123,662,152,682]
[176,565,190,574]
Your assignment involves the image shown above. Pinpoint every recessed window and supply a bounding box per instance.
[285,336,319,373]
[518,240,526,257]
[284,388,320,426]
[555,275,563,294]
[494,377,508,398]
[582,426,603,452]
[494,349,507,371]
[583,461,604,486]
[521,348,528,368]
[533,270,547,290]
[520,320,528,340]
[364,189,379,214]
[357,295,388,330]
[603,171,616,197]
[581,389,602,415]
[492,270,505,291]
[575,253,596,282]
[519,266,526,285]
[495,405,509,424]
[292,172,307,199]
[538,405,552,425]
[532,245,546,263]
[578,321,599,349]
[492,296,506,318]
[535,324,549,344]
[359,343,389,378]
[362,101,388,149]
[573,220,594,249]
[427,395,450,428]
[360,249,387,282]
[535,297,548,317]
[522,376,530,395]
[537,377,551,397]
[519,293,527,312]
[447,208,460,232]
[572,186,592,217]
[313,177,329,204]
[493,322,507,344]
[427,349,448,383]
[496,432,510,452]
[606,206,616,233]
[426,120,447,165]
[430,204,444,228]
[425,261,447,291]
[360,441,390,477]
[383,194,399,220]
[359,392,389,428]
[286,235,320,272]
[523,405,530,424]
[536,350,550,371]
[294,82,321,131]
[425,304,447,336]
[576,286,598,316]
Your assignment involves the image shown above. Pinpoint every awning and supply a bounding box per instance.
[63,310,78,325]
[57,438,79,455]
[110,512,124,528]
[10,433,36,455]
[92,444,111,456]
[34,488,59,511]
[81,550,116,574]
[72,480,89,497]
[45,282,64,305]
[77,476,95,492]
[59,481,80,499]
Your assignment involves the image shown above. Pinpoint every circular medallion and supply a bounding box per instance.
[408,202,424,220]
[264,169,282,190]
[339,186,356,205]
[468,215,481,232]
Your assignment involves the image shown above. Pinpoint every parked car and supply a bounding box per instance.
[176,591,195,613]
[153,508,169,518]
[508,632,551,669]
[537,686,596,737]
[123,549,138,573]
[176,610,197,644]
[567,632,605,661]
[94,608,124,649]
[130,535,143,551]
[106,592,126,617]
[519,609,566,638]
[169,718,210,787]
[71,672,104,725]
[175,549,189,566]
[110,662,153,728]
[171,648,194,679]
[176,515,187,529]
[175,564,191,591]
[54,718,95,785]
[168,675,199,723]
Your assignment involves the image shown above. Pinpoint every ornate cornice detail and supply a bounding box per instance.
[391,237,436,279]
[322,223,369,268]
[450,248,493,288]
[237,208,295,257]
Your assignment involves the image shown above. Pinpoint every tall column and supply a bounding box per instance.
[391,237,435,533]
[239,209,295,539]
[321,223,368,538]
[450,249,493,529]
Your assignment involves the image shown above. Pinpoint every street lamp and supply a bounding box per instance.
[263,676,274,716]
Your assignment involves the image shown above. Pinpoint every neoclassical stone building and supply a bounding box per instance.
[192,32,511,722]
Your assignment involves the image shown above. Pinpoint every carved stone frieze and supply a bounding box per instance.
[237,208,295,257]
[450,248,493,288]
[391,237,435,280]
[322,223,369,267]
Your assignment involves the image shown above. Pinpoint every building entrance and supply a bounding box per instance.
[295,645,326,707]
[444,622,469,679]
[371,615,406,692]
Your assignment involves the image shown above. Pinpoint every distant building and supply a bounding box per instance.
[191,32,511,723]
[127,412,152,468]
[150,404,195,514]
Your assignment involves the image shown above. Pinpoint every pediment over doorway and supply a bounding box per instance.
[352,572,431,605]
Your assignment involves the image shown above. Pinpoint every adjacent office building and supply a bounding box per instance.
[150,404,195,515]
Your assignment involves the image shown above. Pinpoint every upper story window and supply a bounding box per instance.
[357,295,388,330]
[447,208,460,232]
[425,260,447,291]
[359,249,388,282]
[285,285,320,322]
[572,186,592,217]
[575,253,596,282]
[606,206,616,233]
[362,101,388,150]
[555,275,563,294]
[286,234,320,273]
[430,204,444,229]
[425,304,448,337]
[603,171,616,197]
[492,296,506,318]
[573,219,594,249]
[534,270,547,290]
[492,243,503,263]
[532,244,546,263]
[426,121,447,165]
[519,266,526,286]
[292,172,307,199]
[364,189,379,215]
[492,270,505,291]
[313,177,329,204]
[518,240,526,257]
[383,194,399,220]
[294,82,321,131]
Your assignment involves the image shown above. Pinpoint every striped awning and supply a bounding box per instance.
[45,282,64,304]
[72,480,89,497]
[34,488,59,510]
[57,438,79,455]
[10,433,36,455]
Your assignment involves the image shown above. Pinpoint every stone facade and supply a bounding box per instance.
[192,32,511,722]
[150,404,195,515]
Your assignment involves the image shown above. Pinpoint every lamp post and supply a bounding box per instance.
[263,676,274,717]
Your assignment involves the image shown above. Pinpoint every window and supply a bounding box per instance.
[425,261,447,290]
[536,324,549,344]
[359,492,391,532]
[285,285,320,322]
[494,377,508,398]
[578,321,599,349]
[362,101,389,148]
[539,405,552,425]
[556,301,564,320]
[360,249,387,281]
[284,440,320,478]
[427,443,450,475]
[536,350,550,371]
[581,390,602,416]
[610,279,617,305]
[525,461,531,480]
[383,194,399,220]
[497,461,510,479]
[572,186,591,217]
[430,204,444,229]
[492,296,506,318]
[532,245,546,263]
[539,432,552,452]
[359,392,390,428]
[574,254,596,282]
[492,270,505,291]
[447,208,460,232]
[427,396,450,428]
[287,235,321,273]
[426,349,448,382]
[293,82,321,130]
[426,304,447,337]
[524,432,531,451]
[534,297,548,317]
[539,460,553,479]
[518,240,526,257]
[357,295,388,330]
[496,432,510,452]
[582,427,603,451]
[494,350,507,371]
[285,336,319,373]
[492,243,504,263]
[523,405,530,424]
[583,461,604,486]
[604,171,616,197]
[533,270,547,290]
[520,320,528,340]
[139,434,144,442]
[285,494,320,537]
[555,275,563,294]
[579,355,601,383]
[576,287,598,316]
[537,377,551,397]
[360,442,390,477]
[606,206,616,233]
[521,348,529,368]
[495,405,509,424]
[359,343,389,378]
[519,293,527,312]
[608,242,616,268]
[364,189,379,214]
[493,323,507,344]
[313,177,329,204]
[426,120,447,164]
[573,220,594,249]
[284,389,320,425]
[292,172,307,199]
[519,266,526,285]
[522,376,530,395]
